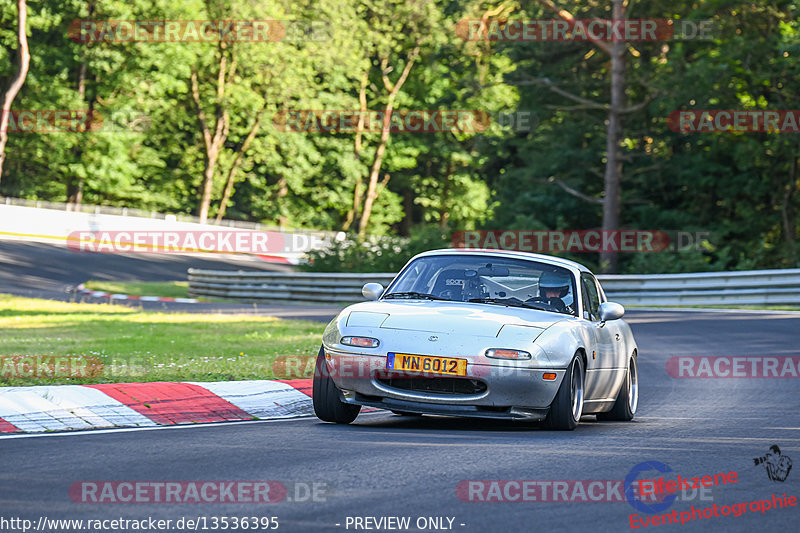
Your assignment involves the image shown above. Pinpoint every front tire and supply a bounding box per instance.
[312,346,360,424]
[597,354,638,421]
[542,354,585,430]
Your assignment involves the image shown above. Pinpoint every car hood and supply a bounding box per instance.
[344,300,566,337]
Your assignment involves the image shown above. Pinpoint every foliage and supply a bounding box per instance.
[300,225,451,272]
[0,0,798,272]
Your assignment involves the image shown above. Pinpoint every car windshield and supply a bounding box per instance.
[384,254,577,316]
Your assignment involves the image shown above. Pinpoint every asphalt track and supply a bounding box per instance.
[1,239,798,531]
[1,309,798,533]
[0,240,341,320]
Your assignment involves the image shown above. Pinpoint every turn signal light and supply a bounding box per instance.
[542,373,557,380]
[485,348,532,360]
[341,336,380,348]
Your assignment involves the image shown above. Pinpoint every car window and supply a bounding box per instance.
[384,254,578,316]
[593,276,606,304]
[581,273,600,321]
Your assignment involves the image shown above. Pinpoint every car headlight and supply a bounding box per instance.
[485,348,532,360]
[341,336,380,348]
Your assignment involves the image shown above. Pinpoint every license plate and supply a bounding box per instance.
[386,353,467,376]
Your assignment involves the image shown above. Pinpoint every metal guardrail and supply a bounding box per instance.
[188,270,397,303]
[0,195,335,235]
[598,269,800,306]
[187,268,800,306]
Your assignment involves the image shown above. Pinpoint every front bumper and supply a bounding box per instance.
[324,348,566,417]
[346,391,550,421]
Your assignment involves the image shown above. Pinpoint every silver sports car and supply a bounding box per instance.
[313,249,638,430]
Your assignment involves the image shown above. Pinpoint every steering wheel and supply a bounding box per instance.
[524,297,559,312]
[438,288,459,300]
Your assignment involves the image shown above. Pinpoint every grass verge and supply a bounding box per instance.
[84,280,190,298]
[0,294,322,386]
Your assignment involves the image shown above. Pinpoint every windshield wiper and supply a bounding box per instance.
[468,297,548,310]
[384,291,449,301]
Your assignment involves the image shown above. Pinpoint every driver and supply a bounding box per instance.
[536,271,572,313]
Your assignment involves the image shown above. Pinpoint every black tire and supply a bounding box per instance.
[312,346,360,424]
[542,354,585,430]
[391,411,422,417]
[597,354,638,421]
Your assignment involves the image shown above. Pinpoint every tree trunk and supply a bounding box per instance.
[439,160,453,229]
[781,156,799,262]
[0,0,31,184]
[66,173,84,207]
[67,60,88,209]
[534,0,627,272]
[357,47,419,237]
[357,102,394,238]
[401,188,413,235]
[192,46,233,223]
[344,179,363,231]
[198,154,219,223]
[343,72,369,231]
[599,0,626,274]
[276,177,288,227]
[215,109,264,223]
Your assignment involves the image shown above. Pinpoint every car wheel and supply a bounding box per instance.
[312,346,360,424]
[391,411,422,417]
[542,354,585,430]
[597,354,638,421]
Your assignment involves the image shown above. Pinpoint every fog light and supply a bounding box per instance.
[485,348,532,360]
[341,336,380,348]
[542,373,557,380]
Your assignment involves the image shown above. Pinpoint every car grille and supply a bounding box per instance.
[376,374,487,395]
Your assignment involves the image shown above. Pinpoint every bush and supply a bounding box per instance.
[300,226,451,273]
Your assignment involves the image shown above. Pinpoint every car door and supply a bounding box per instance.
[580,272,617,400]
[592,274,627,371]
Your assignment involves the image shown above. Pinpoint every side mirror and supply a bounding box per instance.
[598,301,625,322]
[362,283,384,301]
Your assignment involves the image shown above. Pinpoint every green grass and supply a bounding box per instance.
[84,280,190,298]
[83,280,265,303]
[0,294,322,386]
